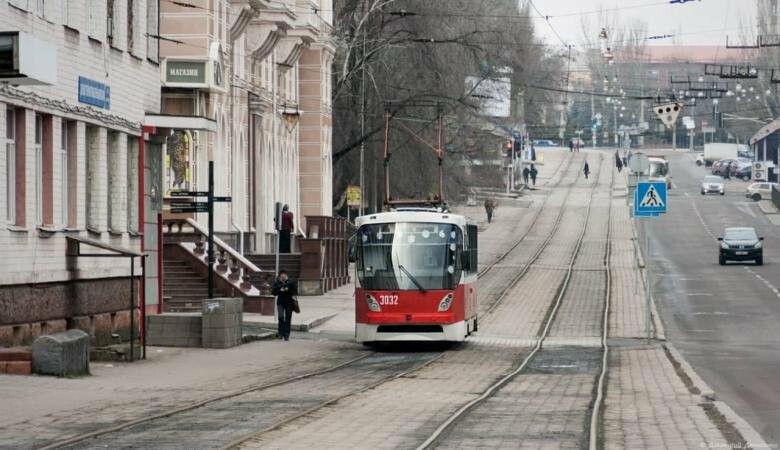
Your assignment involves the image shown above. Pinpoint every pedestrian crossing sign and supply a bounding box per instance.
[634,182,667,216]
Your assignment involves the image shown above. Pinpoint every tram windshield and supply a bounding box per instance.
[356,222,463,291]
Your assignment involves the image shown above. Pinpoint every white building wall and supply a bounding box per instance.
[0,0,161,286]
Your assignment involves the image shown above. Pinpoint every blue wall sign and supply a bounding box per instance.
[78,76,110,109]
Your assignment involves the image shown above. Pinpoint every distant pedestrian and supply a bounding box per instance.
[569,140,574,152]
[529,164,538,186]
[523,166,530,184]
[723,163,731,180]
[622,155,628,167]
[272,270,298,341]
[584,161,591,179]
[615,151,623,173]
[484,199,495,223]
[280,204,294,253]
[575,141,581,152]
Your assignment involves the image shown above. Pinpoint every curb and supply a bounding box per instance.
[630,216,667,339]
[664,344,716,400]
[712,401,770,449]
[242,313,337,333]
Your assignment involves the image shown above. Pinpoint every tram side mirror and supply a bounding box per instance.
[460,253,471,271]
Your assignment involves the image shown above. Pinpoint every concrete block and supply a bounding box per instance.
[32,329,90,377]
[201,298,242,349]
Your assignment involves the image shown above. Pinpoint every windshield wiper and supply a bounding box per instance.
[398,264,427,293]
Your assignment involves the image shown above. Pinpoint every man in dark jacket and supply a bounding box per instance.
[522,166,530,185]
[272,270,297,341]
[529,164,538,186]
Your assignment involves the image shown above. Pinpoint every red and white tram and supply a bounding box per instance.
[354,208,478,342]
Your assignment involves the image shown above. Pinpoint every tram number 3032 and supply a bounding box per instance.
[379,295,399,305]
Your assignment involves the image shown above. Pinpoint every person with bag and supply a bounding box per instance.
[272,270,298,341]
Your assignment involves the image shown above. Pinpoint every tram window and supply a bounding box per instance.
[356,222,463,290]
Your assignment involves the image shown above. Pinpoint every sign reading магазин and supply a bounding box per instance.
[165,60,206,84]
[78,76,110,109]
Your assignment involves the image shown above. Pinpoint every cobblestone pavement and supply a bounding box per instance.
[62,352,441,450]
[239,345,531,450]
[603,345,724,449]
[0,340,368,449]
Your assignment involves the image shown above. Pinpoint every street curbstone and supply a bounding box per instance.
[664,343,716,400]
[712,401,770,449]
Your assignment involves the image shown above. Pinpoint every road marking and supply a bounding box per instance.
[692,311,731,316]
[744,266,780,300]
[690,199,717,239]
[686,293,713,297]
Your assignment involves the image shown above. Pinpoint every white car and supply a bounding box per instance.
[695,152,705,166]
[745,182,778,201]
[701,175,725,196]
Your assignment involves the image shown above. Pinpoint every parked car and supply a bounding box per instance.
[718,227,764,265]
[737,148,755,159]
[695,152,705,166]
[533,139,557,147]
[701,175,725,196]
[745,182,779,201]
[712,158,751,177]
[734,165,752,181]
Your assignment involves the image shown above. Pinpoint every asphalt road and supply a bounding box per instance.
[643,150,780,444]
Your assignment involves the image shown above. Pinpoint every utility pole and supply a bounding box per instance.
[591,92,596,148]
[359,36,366,217]
[639,86,645,147]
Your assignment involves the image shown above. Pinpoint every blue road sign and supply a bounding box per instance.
[634,181,667,216]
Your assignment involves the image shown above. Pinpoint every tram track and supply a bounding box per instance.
[221,154,587,450]
[34,153,583,450]
[417,153,615,450]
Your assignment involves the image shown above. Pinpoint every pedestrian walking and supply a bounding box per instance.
[584,161,590,179]
[723,162,731,180]
[569,140,574,152]
[484,198,494,223]
[272,270,298,341]
[615,151,623,173]
[523,166,530,185]
[575,141,580,152]
[529,164,538,186]
[280,204,294,253]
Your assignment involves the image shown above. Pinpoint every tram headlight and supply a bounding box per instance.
[365,293,381,312]
[438,293,454,312]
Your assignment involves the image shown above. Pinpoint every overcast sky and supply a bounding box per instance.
[532,0,759,49]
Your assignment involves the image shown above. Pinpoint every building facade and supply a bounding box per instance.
[0,0,162,346]
[159,0,333,254]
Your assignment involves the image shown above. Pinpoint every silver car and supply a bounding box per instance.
[701,175,725,196]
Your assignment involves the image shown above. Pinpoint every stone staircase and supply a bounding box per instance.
[244,253,302,287]
[162,259,211,313]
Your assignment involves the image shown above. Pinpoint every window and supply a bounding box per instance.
[34,114,43,226]
[59,121,69,227]
[107,0,115,46]
[107,131,123,232]
[127,136,138,233]
[62,0,82,31]
[36,0,44,18]
[127,0,135,52]
[146,0,159,62]
[5,109,15,224]
[85,125,99,231]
